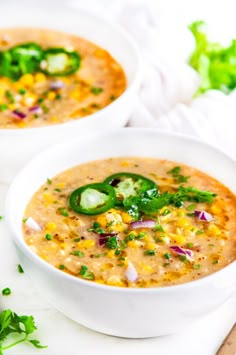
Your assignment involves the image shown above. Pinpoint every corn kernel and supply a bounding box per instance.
[50,116,59,123]
[46,222,56,231]
[127,240,141,248]
[70,90,80,100]
[12,82,23,91]
[56,183,65,189]
[35,72,47,83]
[107,250,115,258]
[176,218,189,227]
[43,193,54,204]
[78,239,95,249]
[145,242,157,250]
[208,224,221,236]
[20,74,34,86]
[210,204,221,215]
[96,279,105,284]
[16,121,26,128]
[121,211,133,223]
[120,161,130,167]
[47,91,56,100]
[172,234,186,244]
[141,263,154,272]
[94,49,107,58]
[111,223,124,232]
[143,234,152,242]
[107,277,124,287]
[8,103,16,110]
[96,214,107,228]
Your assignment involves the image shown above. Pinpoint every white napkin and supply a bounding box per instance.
[68,0,236,157]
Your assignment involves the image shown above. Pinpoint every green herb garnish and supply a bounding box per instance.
[91,87,103,95]
[144,250,155,256]
[57,207,69,217]
[106,236,118,250]
[71,251,84,257]
[189,20,236,94]
[79,265,95,280]
[17,264,24,273]
[193,264,201,269]
[164,253,171,259]
[0,104,7,112]
[167,166,190,184]
[2,288,11,296]
[0,309,47,352]
[45,234,52,241]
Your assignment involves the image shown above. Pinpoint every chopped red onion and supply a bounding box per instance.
[98,233,117,246]
[29,106,42,114]
[130,220,156,229]
[125,261,138,282]
[25,217,41,231]
[12,110,26,120]
[170,246,193,259]
[195,210,213,222]
[49,80,65,90]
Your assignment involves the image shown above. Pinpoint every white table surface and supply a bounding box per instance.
[0,182,235,355]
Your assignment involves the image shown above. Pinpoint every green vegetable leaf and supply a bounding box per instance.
[189,20,236,94]
[0,309,46,352]
[29,339,47,348]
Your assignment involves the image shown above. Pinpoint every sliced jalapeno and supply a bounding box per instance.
[1,43,43,80]
[42,48,80,76]
[69,183,116,215]
[104,172,158,204]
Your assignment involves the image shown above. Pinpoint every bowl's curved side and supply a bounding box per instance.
[5,128,236,337]
[0,5,142,183]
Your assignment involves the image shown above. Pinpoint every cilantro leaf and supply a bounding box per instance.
[189,20,236,94]
[0,309,47,352]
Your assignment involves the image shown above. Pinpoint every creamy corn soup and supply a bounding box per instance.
[23,157,236,288]
[0,28,126,128]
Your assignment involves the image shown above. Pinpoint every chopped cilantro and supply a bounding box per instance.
[91,87,103,95]
[71,251,84,257]
[79,265,95,280]
[144,250,155,256]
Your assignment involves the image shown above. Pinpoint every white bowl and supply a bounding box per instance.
[5,128,236,338]
[0,4,141,183]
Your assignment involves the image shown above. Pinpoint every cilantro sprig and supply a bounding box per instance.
[0,309,47,353]
[123,186,216,220]
[189,20,236,94]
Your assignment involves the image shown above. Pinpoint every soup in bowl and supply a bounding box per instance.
[0,5,141,182]
[5,128,236,337]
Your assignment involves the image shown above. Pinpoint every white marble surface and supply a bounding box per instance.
[0,183,235,355]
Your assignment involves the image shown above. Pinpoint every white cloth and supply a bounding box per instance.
[68,0,236,157]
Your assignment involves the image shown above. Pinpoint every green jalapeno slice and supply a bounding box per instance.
[69,183,116,215]
[42,48,81,76]
[104,172,158,204]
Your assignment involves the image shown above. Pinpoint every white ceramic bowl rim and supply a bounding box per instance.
[5,128,236,294]
[0,5,142,135]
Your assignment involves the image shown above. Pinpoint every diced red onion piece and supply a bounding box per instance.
[25,217,41,231]
[12,110,26,120]
[130,220,156,229]
[195,210,213,222]
[125,261,138,282]
[29,106,42,114]
[49,80,65,90]
[98,233,117,246]
[170,246,193,259]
